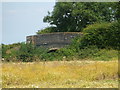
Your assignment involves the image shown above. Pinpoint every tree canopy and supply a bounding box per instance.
[43,2,118,32]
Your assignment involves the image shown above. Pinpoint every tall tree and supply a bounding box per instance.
[43,2,118,32]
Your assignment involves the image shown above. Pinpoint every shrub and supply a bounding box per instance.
[2,44,8,58]
[16,43,35,62]
[2,43,21,62]
[77,46,118,61]
[79,21,120,49]
[77,46,99,59]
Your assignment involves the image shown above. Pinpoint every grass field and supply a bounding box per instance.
[2,60,118,88]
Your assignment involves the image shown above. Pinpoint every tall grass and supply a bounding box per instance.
[2,60,118,88]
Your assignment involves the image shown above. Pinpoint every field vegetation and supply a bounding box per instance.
[2,60,118,88]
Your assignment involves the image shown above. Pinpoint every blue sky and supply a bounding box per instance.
[2,2,55,44]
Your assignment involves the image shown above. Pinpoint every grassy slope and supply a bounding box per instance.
[2,60,118,88]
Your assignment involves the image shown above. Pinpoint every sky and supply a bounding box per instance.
[2,2,55,44]
[0,3,2,45]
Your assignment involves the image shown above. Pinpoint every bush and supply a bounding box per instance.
[77,46,99,59]
[76,46,118,61]
[2,43,21,62]
[36,26,57,34]
[79,21,120,49]
[16,43,35,62]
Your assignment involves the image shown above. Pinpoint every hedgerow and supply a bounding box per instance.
[79,21,120,49]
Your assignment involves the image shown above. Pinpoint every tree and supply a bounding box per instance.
[36,26,57,34]
[115,2,120,21]
[43,2,118,32]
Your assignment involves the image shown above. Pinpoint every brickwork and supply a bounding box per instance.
[26,32,83,48]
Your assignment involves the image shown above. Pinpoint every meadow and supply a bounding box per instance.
[2,60,118,88]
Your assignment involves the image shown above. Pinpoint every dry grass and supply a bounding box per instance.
[2,60,118,88]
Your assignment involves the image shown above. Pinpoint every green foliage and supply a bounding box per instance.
[2,43,21,61]
[36,26,57,34]
[2,44,8,58]
[2,42,118,62]
[33,47,50,60]
[37,47,75,61]
[115,2,120,21]
[76,46,118,61]
[79,21,120,49]
[40,52,60,61]
[16,43,35,62]
[77,46,99,59]
[43,2,117,32]
[93,49,118,61]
